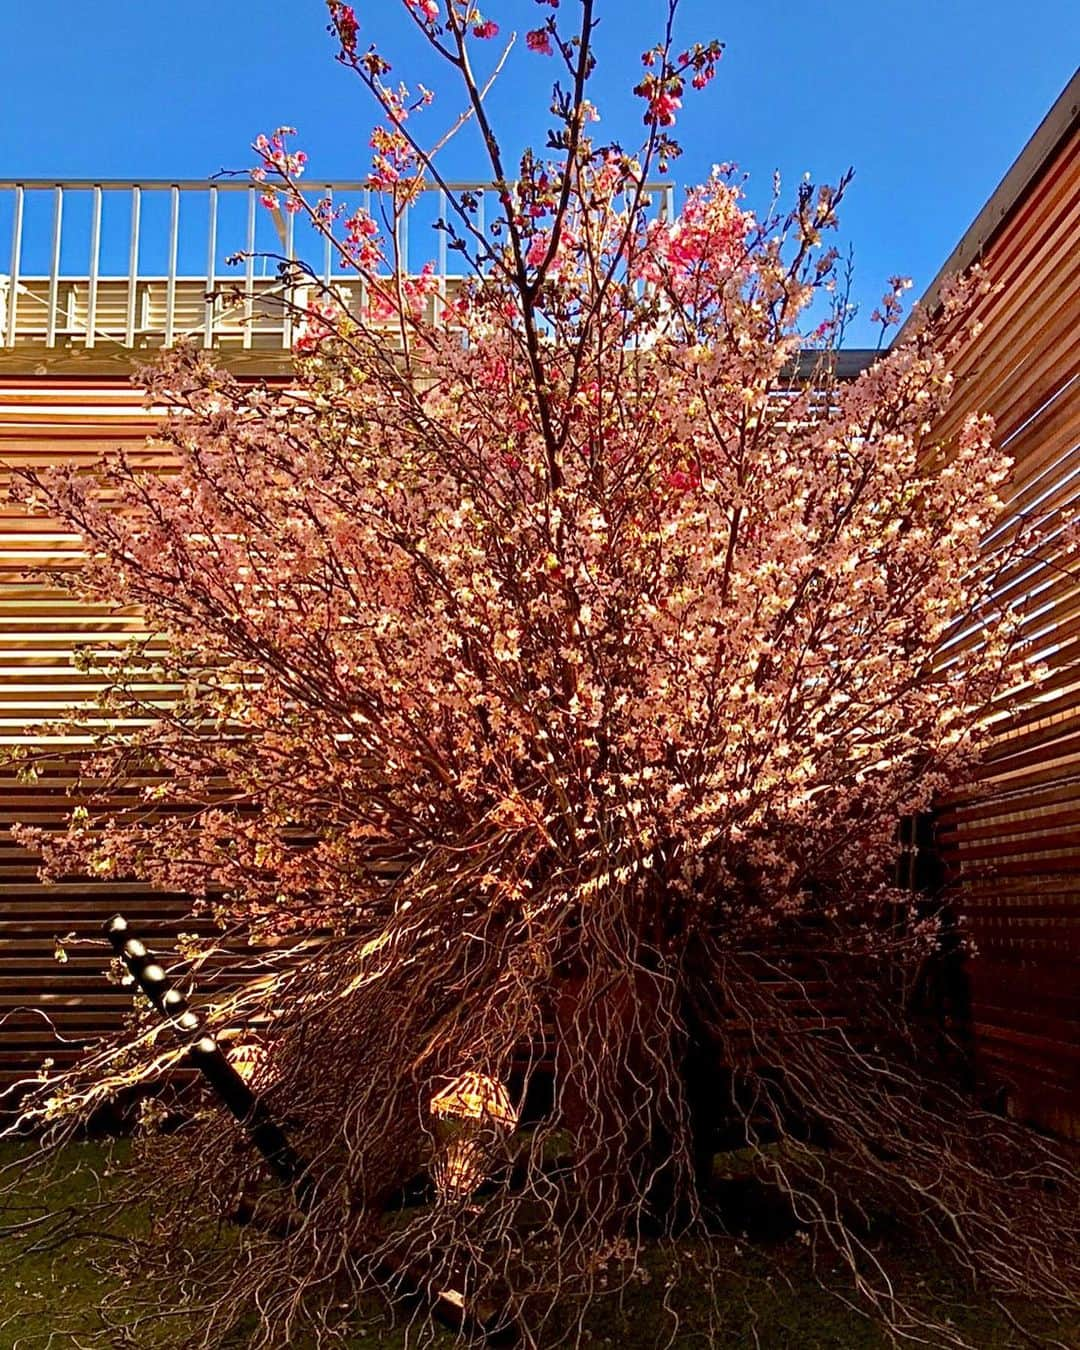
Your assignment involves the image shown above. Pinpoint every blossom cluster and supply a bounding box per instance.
[12,12,1064,1342]
[17,146,1020,954]
[13,0,1032,1119]
[636,39,723,126]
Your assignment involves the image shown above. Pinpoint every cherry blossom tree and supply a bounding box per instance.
[6,1,1080,1345]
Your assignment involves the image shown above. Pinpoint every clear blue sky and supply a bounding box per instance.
[2,1,1077,345]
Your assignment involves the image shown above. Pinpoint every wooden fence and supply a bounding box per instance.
[0,104,1077,1129]
[0,379,183,1098]
[933,107,1080,1138]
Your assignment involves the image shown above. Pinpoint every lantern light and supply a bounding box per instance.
[97,916,513,1342]
[429,1073,519,1204]
[430,1073,518,1128]
[226,1040,268,1084]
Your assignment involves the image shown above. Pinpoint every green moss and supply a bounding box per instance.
[1,1141,1075,1348]
[0,1139,148,1345]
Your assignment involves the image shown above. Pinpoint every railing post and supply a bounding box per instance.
[4,184,23,347]
[125,186,141,348]
[165,185,180,347]
[436,187,448,326]
[323,185,333,284]
[243,187,256,349]
[46,186,63,348]
[398,194,409,275]
[203,185,218,348]
[85,185,102,348]
[282,204,296,349]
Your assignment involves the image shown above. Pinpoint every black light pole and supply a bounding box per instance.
[104,914,312,1203]
[103,915,519,1346]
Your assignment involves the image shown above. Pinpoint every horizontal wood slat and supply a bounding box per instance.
[0,375,197,1103]
[938,121,1080,1139]
[2,124,1078,1144]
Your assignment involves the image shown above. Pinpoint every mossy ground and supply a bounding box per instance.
[0,1140,1074,1348]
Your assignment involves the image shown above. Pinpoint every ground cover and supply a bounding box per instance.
[1,1140,1075,1348]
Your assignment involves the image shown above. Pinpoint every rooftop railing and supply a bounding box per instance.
[0,179,675,356]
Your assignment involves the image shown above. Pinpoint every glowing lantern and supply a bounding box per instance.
[226,1039,268,1084]
[429,1073,518,1202]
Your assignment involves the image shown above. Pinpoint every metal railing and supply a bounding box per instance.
[0,179,675,353]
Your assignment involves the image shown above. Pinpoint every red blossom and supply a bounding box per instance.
[649,88,681,125]
[665,468,700,492]
[327,1,359,53]
[633,72,684,127]
[526,28,553,55]
[294,298,344,355]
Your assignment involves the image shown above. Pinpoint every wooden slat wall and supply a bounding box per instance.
[0,378,196,1102]
[936,121,1080,1139]
[1,127,1077,1135]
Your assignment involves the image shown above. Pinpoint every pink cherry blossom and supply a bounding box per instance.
[13,9,1074,1349]
[328,0,358,52]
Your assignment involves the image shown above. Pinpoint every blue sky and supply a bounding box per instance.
[2,1,1077,345]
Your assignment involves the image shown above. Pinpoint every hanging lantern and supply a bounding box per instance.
[225,1038,269,1085]
[429,1072,518,1203]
